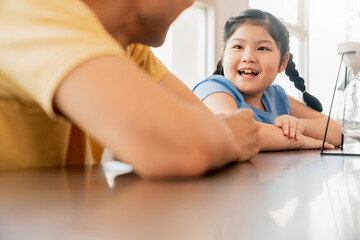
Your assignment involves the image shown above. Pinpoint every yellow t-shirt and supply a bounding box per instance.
[0,0,167,170]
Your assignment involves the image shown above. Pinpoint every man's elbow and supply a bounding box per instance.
[132,147,210,180]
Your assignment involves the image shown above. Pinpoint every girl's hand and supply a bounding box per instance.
[299,134,334,149]
[273,115,305,140]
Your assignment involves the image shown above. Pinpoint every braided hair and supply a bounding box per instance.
[214,9,322,112]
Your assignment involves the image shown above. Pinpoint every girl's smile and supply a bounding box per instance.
[238,67,259,81]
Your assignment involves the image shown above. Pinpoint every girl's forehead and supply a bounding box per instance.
[230,24,274,42]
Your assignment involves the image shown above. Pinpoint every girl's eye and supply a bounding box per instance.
[258,46,270,51]
[234,45,243,50]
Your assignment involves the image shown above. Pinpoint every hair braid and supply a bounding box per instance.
[285,53,323,112]
[213,59,224,75]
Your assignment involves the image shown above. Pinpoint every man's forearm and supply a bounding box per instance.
[54,56,238,179]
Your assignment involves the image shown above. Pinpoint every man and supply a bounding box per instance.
[0,0,259,178]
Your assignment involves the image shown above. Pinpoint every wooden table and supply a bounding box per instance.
[1,149,360,240]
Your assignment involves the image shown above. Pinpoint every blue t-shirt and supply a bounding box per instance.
[192,74,290,124]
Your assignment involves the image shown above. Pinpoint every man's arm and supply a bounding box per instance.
[54,55,257,179]
[157,70,260,160]
[157,71,209,106]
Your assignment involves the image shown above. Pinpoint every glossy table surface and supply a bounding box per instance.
[1,149,360,240]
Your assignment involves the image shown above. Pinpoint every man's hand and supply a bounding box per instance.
[220,109,260,161]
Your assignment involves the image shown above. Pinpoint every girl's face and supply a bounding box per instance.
[222,24,288,97]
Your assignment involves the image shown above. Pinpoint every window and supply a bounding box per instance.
[152,1,215,89]
[308,0,359,116]
[250,0,300,25]
[249,0,308,100]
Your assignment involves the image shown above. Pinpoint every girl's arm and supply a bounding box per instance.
[288,95,342,146]
[203,92,334,151]
[257,122,333,151]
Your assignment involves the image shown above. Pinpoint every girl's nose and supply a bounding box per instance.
[241,49,256,63]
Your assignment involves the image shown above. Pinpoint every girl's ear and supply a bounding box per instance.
[278,52,290,73]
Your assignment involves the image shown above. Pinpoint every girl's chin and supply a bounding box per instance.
[234,83,262,95]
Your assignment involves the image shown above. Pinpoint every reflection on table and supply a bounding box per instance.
[1,149,359,240]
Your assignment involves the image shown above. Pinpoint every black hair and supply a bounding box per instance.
[214,9,322,112]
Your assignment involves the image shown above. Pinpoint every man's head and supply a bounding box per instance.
[84,0,194,47]
[134,0,195,47]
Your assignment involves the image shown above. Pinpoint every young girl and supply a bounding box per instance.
[193,9,341,151]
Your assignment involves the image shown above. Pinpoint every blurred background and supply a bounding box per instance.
[151,0,360,117]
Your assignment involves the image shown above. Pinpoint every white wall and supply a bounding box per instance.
[196,0,249,64]
[171,6,208,88]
